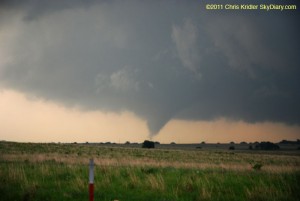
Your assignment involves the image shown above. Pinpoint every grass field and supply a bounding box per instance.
[0,141,299,201]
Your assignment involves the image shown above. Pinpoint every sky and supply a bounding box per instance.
[0,0,299,143]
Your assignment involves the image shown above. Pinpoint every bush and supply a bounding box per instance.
[252,163,263,170]
[229,146,235,150]
[142,140,155,149]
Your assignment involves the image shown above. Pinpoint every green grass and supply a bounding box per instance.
[0,141,299,201]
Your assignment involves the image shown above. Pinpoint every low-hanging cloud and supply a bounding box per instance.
[0,0,299,136]
[172,19,200,75]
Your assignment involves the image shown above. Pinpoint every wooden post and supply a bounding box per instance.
[89,159,94,201]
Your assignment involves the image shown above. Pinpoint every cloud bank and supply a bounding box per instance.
[0,0,299,136]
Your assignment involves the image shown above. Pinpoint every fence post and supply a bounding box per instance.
[89,159,94,201]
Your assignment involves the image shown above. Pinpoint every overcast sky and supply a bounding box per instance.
[0,0,299,142]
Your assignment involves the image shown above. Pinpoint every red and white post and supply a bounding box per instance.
[89,159,94,201]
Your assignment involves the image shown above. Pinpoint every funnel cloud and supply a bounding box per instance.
[0,0,299,136]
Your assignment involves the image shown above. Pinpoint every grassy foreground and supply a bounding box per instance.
[0,141,299,201]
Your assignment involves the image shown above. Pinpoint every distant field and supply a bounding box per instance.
[0,141,299,201]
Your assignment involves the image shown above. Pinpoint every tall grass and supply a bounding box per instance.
[0,141,299,201]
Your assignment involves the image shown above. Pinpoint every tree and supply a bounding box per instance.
[255,142,280,150]
[142,140,155,148]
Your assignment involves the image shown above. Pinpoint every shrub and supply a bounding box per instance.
[142,140,155,149]
[229,146,235,150]
[252,163,263,170]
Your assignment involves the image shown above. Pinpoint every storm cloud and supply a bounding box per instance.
[0,0,299,136]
